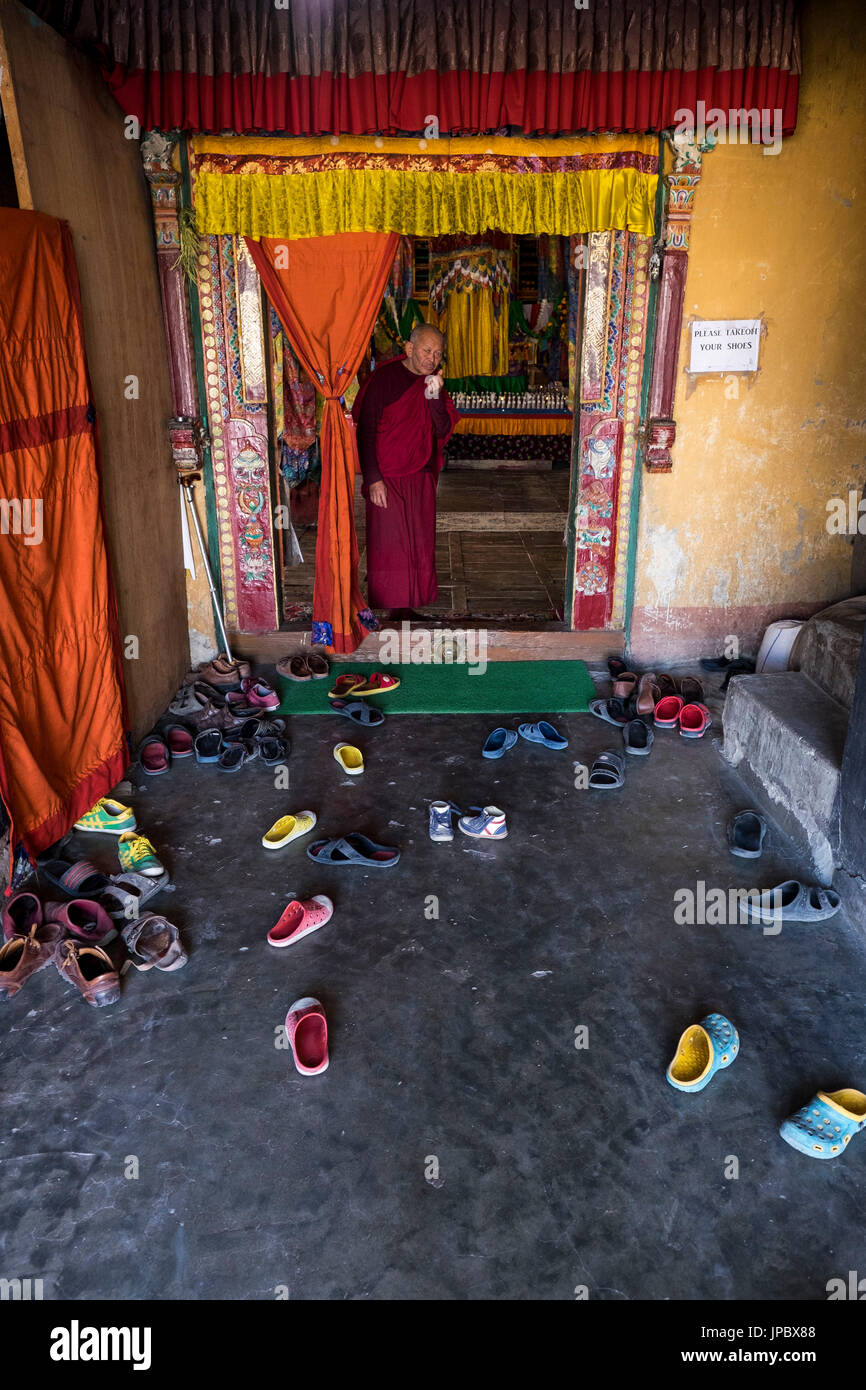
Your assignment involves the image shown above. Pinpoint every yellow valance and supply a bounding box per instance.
[191,135,658,240]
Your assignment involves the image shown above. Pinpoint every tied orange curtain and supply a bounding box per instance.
[0,210,128,861]
[246,232,399,653]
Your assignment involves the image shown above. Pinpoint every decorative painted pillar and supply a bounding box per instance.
[141,132,200,419]
[569,231,654,631]
[644,131,707,472]
[141,131,218,659]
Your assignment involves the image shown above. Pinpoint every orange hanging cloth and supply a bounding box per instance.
[246,232,399,653]
[0,210,128,864]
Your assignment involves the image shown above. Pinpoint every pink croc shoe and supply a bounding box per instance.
[267,895,334,948]
[285,997,329,1075]
[680,702,713,738]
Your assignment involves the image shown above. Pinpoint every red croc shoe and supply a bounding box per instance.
[680,702,712,738]
[267,895,334,948]
[285,997,329,1075]
[653,695,684,729]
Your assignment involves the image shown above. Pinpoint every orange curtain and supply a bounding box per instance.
[0,210,128,861]
[246,232,399,653]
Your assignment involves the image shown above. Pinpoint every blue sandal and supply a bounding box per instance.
[667,1013,739,1093]
[38,858,111,898]
[306,834,400,868]
[517,721,568,750]
[482,728,518,758]
[328,698,385,727]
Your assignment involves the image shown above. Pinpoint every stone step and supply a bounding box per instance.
[722,671,849,884]
[791,598,866,710]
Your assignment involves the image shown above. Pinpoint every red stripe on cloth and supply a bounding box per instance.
[106,65,800,137]
[0,403,91,457]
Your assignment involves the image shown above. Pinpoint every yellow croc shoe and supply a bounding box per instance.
[333,743,364,775]
[74,798,137,835]
[262,810,317,850]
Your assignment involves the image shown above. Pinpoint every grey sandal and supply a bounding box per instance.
[100,870,173,922]
[589,749,625,788]
[122,912,187,971]
[745,880,841,925]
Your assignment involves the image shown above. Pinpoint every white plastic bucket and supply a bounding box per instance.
[755,620,804,673]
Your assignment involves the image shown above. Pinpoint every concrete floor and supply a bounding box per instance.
[2,669,865,1300]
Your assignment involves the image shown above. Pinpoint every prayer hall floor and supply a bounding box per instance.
[2,667,865,1299]
[282,468,571,623]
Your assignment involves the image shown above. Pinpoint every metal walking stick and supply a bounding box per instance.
[170,416,234,662]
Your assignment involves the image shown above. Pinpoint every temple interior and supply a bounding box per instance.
[278,233,577,626]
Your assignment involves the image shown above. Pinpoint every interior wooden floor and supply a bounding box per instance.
[281,468,572,625]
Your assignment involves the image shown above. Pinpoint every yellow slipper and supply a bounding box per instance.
[333,743,364,775]
[262,810,317,850]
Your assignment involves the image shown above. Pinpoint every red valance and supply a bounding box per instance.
[26,1,801,137]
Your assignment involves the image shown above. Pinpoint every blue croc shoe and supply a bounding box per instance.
[517,721,568,750]
[482,728,518,759]
[666,1013,739,1093]
[780,1089,866,1159]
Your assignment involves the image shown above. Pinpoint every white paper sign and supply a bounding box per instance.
[689,319,761,373]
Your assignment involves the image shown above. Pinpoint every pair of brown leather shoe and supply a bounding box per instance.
[0,923,120,1008]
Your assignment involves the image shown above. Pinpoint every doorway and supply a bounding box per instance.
[277,231,579,629]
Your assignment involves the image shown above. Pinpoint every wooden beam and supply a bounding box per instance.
[0,2,34,208]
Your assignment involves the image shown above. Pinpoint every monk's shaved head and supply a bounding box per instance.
[408,323,444,346]
[404,322,444,374]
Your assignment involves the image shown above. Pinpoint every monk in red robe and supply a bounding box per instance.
[353,324,459,621]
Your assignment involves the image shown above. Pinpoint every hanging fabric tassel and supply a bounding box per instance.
[174,207,202,285]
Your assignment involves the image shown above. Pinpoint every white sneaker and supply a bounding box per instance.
[429,801,458,842]
[458,806,507,839]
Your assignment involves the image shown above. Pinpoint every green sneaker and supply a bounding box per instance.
[74,798,137,835]
[117,832,164,878]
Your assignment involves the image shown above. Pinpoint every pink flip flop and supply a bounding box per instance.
[285,996,329,1075]
[680,702,713,738]
[267,895,334,948]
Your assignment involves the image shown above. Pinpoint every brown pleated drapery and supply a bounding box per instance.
[26,0,801,137]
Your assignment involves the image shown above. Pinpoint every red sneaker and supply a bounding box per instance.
[267,895,334,948]
[285,997,329,1075]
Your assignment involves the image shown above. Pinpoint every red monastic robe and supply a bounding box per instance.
[352,356,459,609]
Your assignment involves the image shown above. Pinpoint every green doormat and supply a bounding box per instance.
[275,660,597,715]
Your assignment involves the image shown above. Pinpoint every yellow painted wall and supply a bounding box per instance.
[630,0,866,662]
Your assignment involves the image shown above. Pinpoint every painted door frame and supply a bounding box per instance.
[148,133,704,647]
